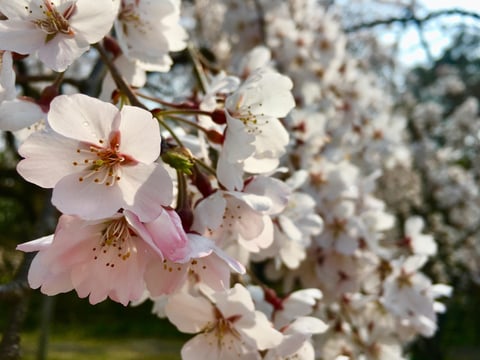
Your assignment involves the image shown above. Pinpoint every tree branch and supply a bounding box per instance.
[345,8,480,33]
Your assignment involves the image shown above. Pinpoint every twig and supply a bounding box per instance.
[345,8,480,33]
[93,43,146,109]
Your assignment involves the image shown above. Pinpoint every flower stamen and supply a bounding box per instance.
[31,1,76,41]
[92,217,136,266]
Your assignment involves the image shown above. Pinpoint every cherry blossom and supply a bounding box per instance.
[191,176,290,264]
[1,0,460,357]
[0,51,45,131]
[252,171,324,269]
[264,317,328,360]
[145,234,245,296]
[399,216,437,257]
[217,67,295,190]
[381,255,452,337]
[165,284,283,360]
[0,0,118,71]
[115,0,187,71]
[99,54,146,101]
[16,211,164,305]
[17,94,172,221]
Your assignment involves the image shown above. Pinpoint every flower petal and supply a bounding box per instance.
[0,99,45,131]
[119,163,173,222]
[166,292,215,333]
[0,20,44,54]
[117,105,160,163]
[48,94,118,144]
[52,172,124,219]
[36,35,89,72]
[17,130,83,188]
[71,0,118,43]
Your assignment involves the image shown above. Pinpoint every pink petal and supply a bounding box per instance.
[145,208,189,262]
[124,210,164,259]
[144,259,188,296]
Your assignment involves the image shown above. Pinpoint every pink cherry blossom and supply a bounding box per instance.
[145,233,245,296]
[0,0,118,72]
[16,211,164,305]
[17,93,172,221]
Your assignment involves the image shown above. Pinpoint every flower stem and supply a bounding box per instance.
[153,114,184,146]
[188,44,208,94]
[158,109,213,117]
[163,114,212,135]
[93,43,146,110]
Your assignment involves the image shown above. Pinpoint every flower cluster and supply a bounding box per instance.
[0,0,455,359]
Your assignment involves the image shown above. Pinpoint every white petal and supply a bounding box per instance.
[0,1,31,19]
[216,152,245,191]
[48,94,118,144]
[17,130,82,188]
[0,99,45,131]
[192,192,227,233]
[71,0,118,43]
[244,176,290,214]
[119,163,173,222]
[52,172,124,219]
[165,292,215,333]
[0,20,44,54]
[36,35,88,72]
[0,51,16,101]
[16,234,54,252]
[117,105,160,163]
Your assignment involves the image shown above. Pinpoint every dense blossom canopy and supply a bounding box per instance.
[0,1,465,359]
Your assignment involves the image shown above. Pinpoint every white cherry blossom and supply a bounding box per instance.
[192,176,290,264]
[17,94,172,221]
[165,284,283,360]
[0,0,118,71]
[0,51,45,131]
[217,67,295,190]
[115,0,187,71]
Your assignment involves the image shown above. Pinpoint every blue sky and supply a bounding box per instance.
[390,0,480,66]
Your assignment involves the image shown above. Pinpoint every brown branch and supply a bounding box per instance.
[0,196,56,360]
[0,253,34,302]
[345,8,480,33]
[0,294,30,360]
[252,0,267,44]
[92,43,147,109]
